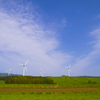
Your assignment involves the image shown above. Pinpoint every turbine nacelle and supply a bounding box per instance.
[66,64,71,76]
[40,68,45,77]
[5,68,12,76]
[23,65,26,67]
[18,60,29,76]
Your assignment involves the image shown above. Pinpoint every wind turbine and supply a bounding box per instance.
[18,60,29,76]
[40,68,45,77]
[66,64,71,76]
[5,68,12,76]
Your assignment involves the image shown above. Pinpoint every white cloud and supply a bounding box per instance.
[0,1,72,76]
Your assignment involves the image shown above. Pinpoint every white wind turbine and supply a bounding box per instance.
[18,60,29,76]
[5,68,12,76]
[40,68,45,77]
[66,64,71,76]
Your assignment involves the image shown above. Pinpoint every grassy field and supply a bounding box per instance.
[0,92,100,100]
[0,76,100,100]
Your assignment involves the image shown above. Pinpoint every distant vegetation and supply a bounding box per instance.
[4,76,55,84]
[0,73,8,76]
[0,76,14,80]
[0,75,100,86]
[0,73,21,76]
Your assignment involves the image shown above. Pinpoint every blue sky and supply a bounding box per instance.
[0,0,100,76]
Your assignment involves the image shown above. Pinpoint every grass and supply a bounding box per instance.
[50,76,100,86]
[0,76,100,87]
[0,76,100,100]
[0,91,100,100]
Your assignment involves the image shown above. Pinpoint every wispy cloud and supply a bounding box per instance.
[97,15,100,19]
[72,28,100,76]
[1,0,100,76]
[61,18,67,27]
[0,0,72,76]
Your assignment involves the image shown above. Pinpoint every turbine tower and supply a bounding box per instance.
[40,68,45,77]
[66,64,71,76]
[18,60,29,76]
[5,68,12,76]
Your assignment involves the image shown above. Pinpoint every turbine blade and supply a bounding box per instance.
[41,68,45,73]
[43,71,45,73]
[9,68,12,71]
[25,60,29,65]
[18,63,23,66]
[5,70,8,72]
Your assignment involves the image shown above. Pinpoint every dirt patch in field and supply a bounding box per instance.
[0,87,100,93]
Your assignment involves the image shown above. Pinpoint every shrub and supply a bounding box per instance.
[45,91,52,94]
[62,91,66,94]
[36,92,43,94]
[21,91,26,94]
[82,80,97,84]
[30,91,34,94]
[88,80,97,84]
[7,92,13,94]
[5,76,55,84]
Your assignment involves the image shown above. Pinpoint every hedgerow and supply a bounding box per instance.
[5,76,55,84]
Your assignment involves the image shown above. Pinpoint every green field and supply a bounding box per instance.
[0,76,100,100]
[0,92,100,100]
